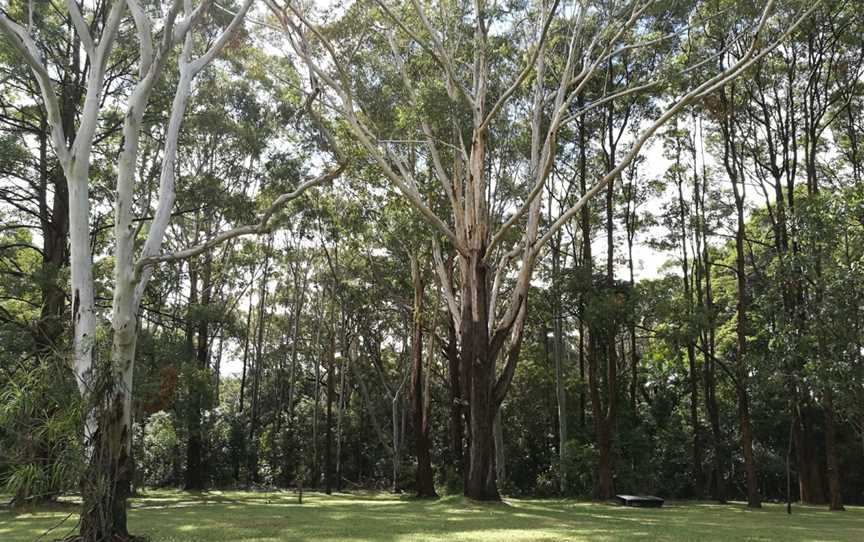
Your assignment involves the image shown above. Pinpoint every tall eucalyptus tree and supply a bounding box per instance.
[265,0,816,500]
[0,0,341,537]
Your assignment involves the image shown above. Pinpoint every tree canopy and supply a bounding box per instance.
[2,0,863,540]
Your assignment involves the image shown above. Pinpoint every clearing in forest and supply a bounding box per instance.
[1,490,862,541]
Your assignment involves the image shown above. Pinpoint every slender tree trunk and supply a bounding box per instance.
[410,256,437,497]
[239,283,254,414]
[446,319,464,485]
[674,145,704,499]
[335,332,347,493]
[590,92,619,502]
[577,92,590,433]
[325,332,334,495]
[312,301,324,488]
[392,394,401,493]
[805,110,844,511]
[733,203,759,508]
[627,249,638,418]
[551,236,568,494]
[214,334,223,404]
[722,98,760,508]
[578,318,586,429]
[493,409,505,490]
[287,264,307,418]
[248,244,272,484]
[35,114,70,355]
[823,389,844,510]
[186,248,212,490]
[233,286,255,483]
[704,365,726,503]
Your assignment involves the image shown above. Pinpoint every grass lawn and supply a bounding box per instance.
[1,490,862,541]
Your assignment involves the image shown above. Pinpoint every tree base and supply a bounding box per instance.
[465,490,501,502]
[415,491,439,499]
[59,535,149,542]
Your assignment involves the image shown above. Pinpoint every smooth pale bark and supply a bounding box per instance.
[1,1,261,537]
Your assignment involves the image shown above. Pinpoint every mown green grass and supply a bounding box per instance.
[1,490,862,541]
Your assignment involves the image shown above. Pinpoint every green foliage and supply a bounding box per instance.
[138,411,181,487]
[0,360,81,505]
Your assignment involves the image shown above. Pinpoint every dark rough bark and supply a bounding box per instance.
[806,101,844,514]
[824,389,844,511]
[32,45,77,357]
[34,130,69,355]
[461,249,499,501]
[79,391,134,541]
[792,408,827,505]
[445,319,464,484]
[458,239,528,502]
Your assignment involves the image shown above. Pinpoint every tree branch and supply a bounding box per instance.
[135,167,343,271]
[66,0,95,55]
[478,0,560,134]
[0,11,70,165]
